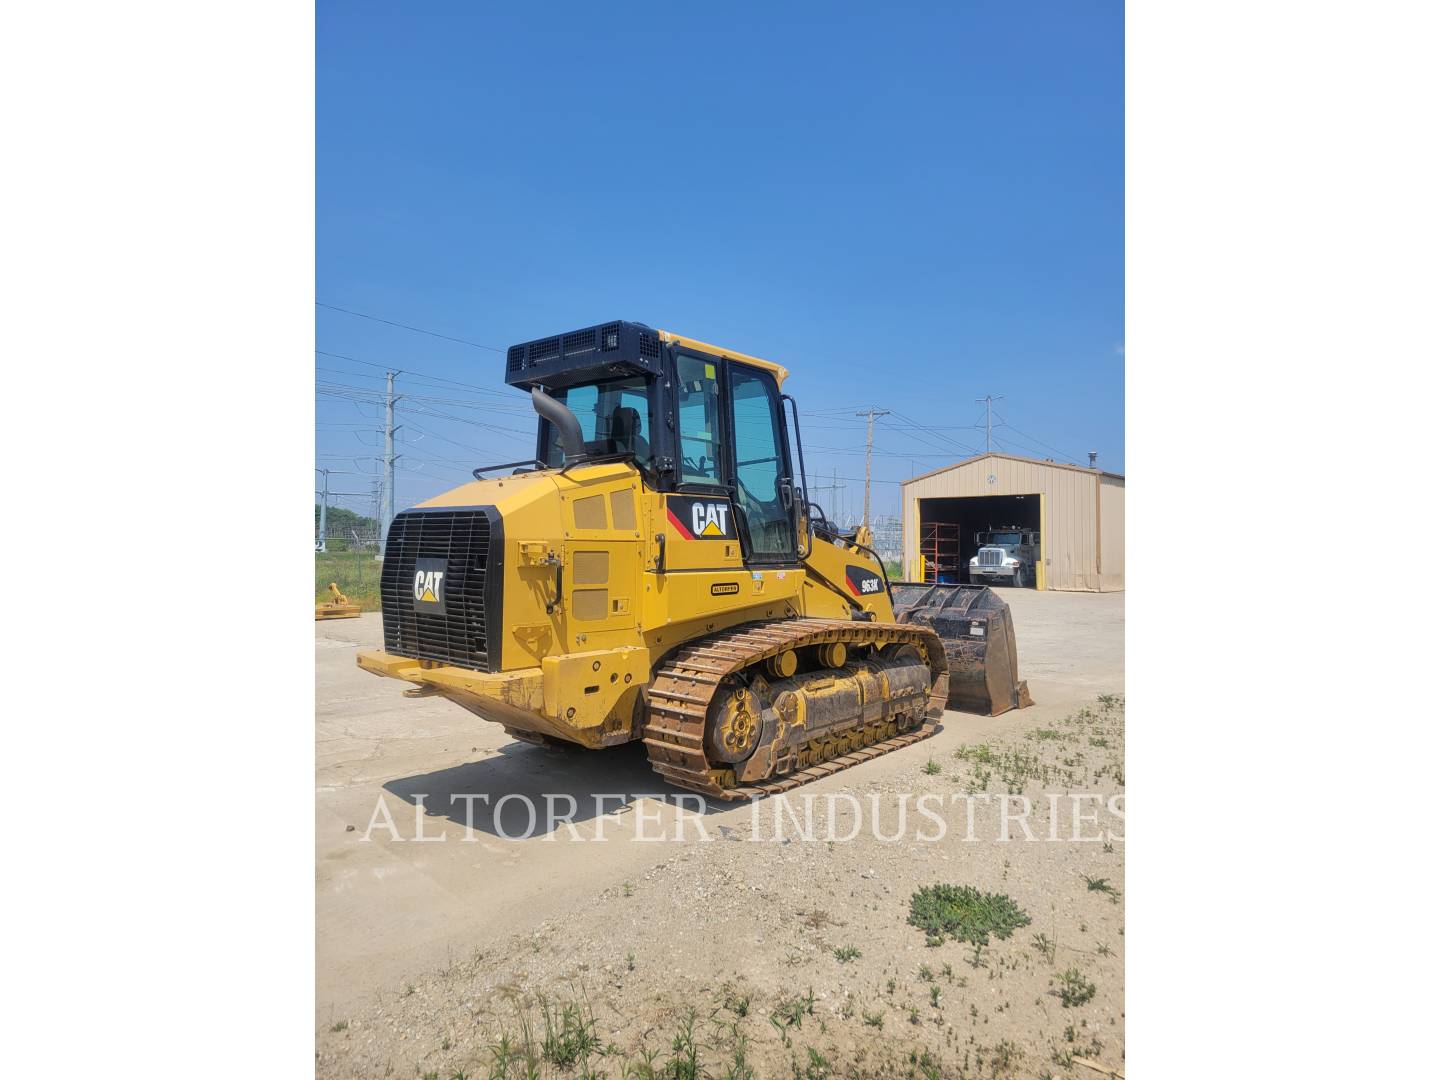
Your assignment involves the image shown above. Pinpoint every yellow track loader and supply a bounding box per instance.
[358,322,1029,799]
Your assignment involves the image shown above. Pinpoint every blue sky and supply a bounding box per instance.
[317,1,1123,523]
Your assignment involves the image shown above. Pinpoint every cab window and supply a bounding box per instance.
[540,375,652,468]
[729,364,796,562]
[675,354,722,484]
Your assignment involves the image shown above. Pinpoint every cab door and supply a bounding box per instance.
[726,362,798,565]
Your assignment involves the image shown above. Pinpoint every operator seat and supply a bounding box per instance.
[609,406,649,461]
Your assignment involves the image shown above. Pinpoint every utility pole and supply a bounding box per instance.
[809,467,844,524]
[975,394,1003,453]
[855,408,890,533]
[316,468,329,553]
[381,370,402,555]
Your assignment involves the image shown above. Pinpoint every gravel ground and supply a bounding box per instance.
[316,589,1124,1078]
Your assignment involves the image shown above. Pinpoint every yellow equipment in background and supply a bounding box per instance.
[316,582,361,620]
[358,321,1028,799]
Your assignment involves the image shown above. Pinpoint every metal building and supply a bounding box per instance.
[901,452,1124,592]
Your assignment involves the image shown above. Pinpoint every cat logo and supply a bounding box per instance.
[666,496,733,541]
[412,557,447,613]
[692,502,729,537]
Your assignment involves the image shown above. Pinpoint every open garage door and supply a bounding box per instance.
[918,494,1041,588]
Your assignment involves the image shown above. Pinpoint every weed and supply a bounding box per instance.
[923,758,942,775]
[833,944,861,963]
[539,996,601,1068]
[725,990,751,1018]
[918,964,934,982]
[720,1031,755,1080]
[621,1046,661,1080]
[800,909,833,930]
[1057,967,1097,1008]
[330,1019,349,1033]
[862,1009,885,1029]
[626,951,636,971]
[771,988,816,1034]
[908,884,1031,946]
[990,1038,1021,1076]
[929,985,942,1007]
[800,1046,831,1079]
[1031,933,1057,963]
[623,882,634,897]
[1083,875,1119,897]
[907,1005,920,1025]
[666,1009,701,1080]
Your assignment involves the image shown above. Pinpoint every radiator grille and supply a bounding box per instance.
[381,507,501,671]
[978,548,1004,566]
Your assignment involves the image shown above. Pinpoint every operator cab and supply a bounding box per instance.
[505,320,802,565]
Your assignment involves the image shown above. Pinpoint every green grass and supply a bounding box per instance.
[833,944,861,963]
[907,884,1032,946]
[315,550,382,610]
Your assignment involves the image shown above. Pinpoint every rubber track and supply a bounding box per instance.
[643,619,950,801]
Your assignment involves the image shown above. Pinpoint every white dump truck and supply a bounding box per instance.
[968,527,1038,588]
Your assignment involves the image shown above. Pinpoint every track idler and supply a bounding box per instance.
[890,583,1033,715]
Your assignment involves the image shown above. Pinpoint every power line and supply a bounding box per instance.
[316,349,514,398]
[992,411,1087,465]
[316,302,505,353]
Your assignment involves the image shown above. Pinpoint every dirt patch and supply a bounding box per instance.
[316,698,1125,1078]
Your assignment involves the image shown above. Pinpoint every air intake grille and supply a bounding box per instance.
[979,548,1004,566]
[638,330,660,359]
[506,345,525,374]
[380,507,502,671]
[562,329,596,357]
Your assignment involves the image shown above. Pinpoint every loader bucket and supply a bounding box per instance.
[890,582,1033,715]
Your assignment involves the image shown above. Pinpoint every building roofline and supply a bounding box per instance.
[900,451,1125,487]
